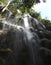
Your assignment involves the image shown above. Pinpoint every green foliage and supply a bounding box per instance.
[30,11,42,22]
[38,14,42,22]
[41,19,51,30]
[0,0,41,18]
[22,0,34,8]
[0,0,46,21]
[0,0,8,5]
[34,0,40,3]
[29,8,35,15]
[22,0,41,8]
[41,19,51,25]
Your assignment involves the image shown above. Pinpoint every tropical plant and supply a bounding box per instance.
[0,0,44,18]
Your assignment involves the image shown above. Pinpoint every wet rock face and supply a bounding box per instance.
[0,13,51,65]
[37,28,51,65]
[5,28,43,65]
[0,28,51,65]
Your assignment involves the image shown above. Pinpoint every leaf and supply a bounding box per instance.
[0,0,8,5]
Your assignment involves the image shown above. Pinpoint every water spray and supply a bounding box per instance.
[23,13,33,40]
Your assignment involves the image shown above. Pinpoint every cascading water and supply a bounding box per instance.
[0,0,51,65]
[23,14,30,29]
[0,12,45,65]
[0,2,47,64]
[23,13,33,40]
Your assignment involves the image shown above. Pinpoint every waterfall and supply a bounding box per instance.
[23,14,30,29]
[23,13,33,40]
